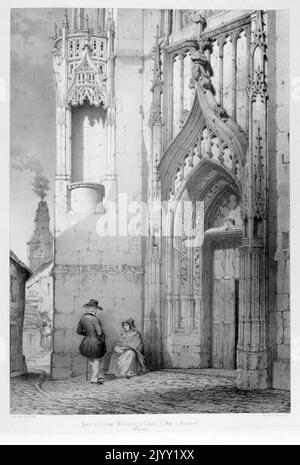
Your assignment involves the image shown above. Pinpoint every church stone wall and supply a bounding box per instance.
[51,9,290,390]
[52,9,146,379]
[273,10,290,390]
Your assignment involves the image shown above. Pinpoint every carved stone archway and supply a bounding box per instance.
[145,14,269,390]
[161,157,243,369]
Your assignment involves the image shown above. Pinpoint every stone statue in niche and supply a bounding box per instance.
[190,50,214,93]
[53,52,65,107]
[225,194,242,227]
[212,193,242,228]
[213,200,229,227]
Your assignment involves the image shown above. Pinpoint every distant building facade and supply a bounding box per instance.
[10,250,32,377]
[23,200,54,373]
[23,260,53,373]
[51,9,290,390]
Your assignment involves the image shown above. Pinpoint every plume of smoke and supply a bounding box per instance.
[11,147,51,200]
[32,175,50,200]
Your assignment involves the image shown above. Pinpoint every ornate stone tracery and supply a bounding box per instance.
[248,67,268,103]
[159,47,247,203]
[52,8,115,112]
[67,44,108,107]
[252,126,265,219]
[151,35,247,368]
[253,10,267,58]
[145,10,273,390]
[53,8,117,204]
[149,26,164,128]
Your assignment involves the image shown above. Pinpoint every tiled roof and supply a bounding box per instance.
[30,260,53,278]
[10,250,32,276]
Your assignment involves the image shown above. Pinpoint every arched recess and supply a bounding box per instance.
[162,158,243,369]
[158,80,247,370]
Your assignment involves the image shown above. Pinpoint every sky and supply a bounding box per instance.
[10,8,64,264]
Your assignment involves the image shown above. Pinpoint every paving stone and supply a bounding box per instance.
[10,370,290,415]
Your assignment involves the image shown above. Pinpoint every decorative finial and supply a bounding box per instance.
[85,14,89,30]
[54,23,58,39]
[63,9,69,29]
[254,10,267,57]
[156,24,160,40]
[150,25,163,94]
[148,24,164,127]
[106,10,115,34]
[83,28,91,49]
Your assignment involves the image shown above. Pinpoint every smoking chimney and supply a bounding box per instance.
[27,200,53,272]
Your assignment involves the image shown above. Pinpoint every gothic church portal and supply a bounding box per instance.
[51,9,290,391]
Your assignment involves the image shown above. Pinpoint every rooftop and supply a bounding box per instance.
[10,250,32,277]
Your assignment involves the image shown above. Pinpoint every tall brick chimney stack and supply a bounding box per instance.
[27,200,53,272]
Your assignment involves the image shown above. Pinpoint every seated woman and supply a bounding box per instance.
[108,318,148,379]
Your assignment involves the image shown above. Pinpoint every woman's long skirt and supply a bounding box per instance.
[108,350,140,377]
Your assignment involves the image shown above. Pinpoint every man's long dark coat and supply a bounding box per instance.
[76,311,106,359]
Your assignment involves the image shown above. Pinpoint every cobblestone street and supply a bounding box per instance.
[10,369,290,415]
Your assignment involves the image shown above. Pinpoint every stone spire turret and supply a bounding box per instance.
[70,8,105,33]
[27,200,53,272]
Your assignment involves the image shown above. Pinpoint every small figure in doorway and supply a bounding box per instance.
[39,311,52,352]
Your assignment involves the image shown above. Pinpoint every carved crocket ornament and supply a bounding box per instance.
[190,50,214,92]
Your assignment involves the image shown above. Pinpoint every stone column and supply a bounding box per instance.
[144,246,162,369]
[103,13,117,203]
[54,19,70,225]
[245,29,251,135]
[65,106,71,178]
[168,55,174,142]
[194,202,209,366]
[237,11,269,390]
[231,34,237,122]
[166,293,173,335]
[202,238,213,367]
[144,28,164,370]
[237,240,268,389]
[179,53,184,126]
[218,39,224,106]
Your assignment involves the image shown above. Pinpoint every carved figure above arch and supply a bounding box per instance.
[206,191,243,230]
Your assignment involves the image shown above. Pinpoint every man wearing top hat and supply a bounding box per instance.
[76,299,106,384]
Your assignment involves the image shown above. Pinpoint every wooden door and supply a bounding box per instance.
[211,246,239,369]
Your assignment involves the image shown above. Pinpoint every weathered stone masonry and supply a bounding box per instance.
[51,9,290,390]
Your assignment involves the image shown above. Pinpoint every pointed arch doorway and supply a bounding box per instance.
[155,77,247,371]
[205,232,241,370]
[161,159,243,370]
[203,189,243,370]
